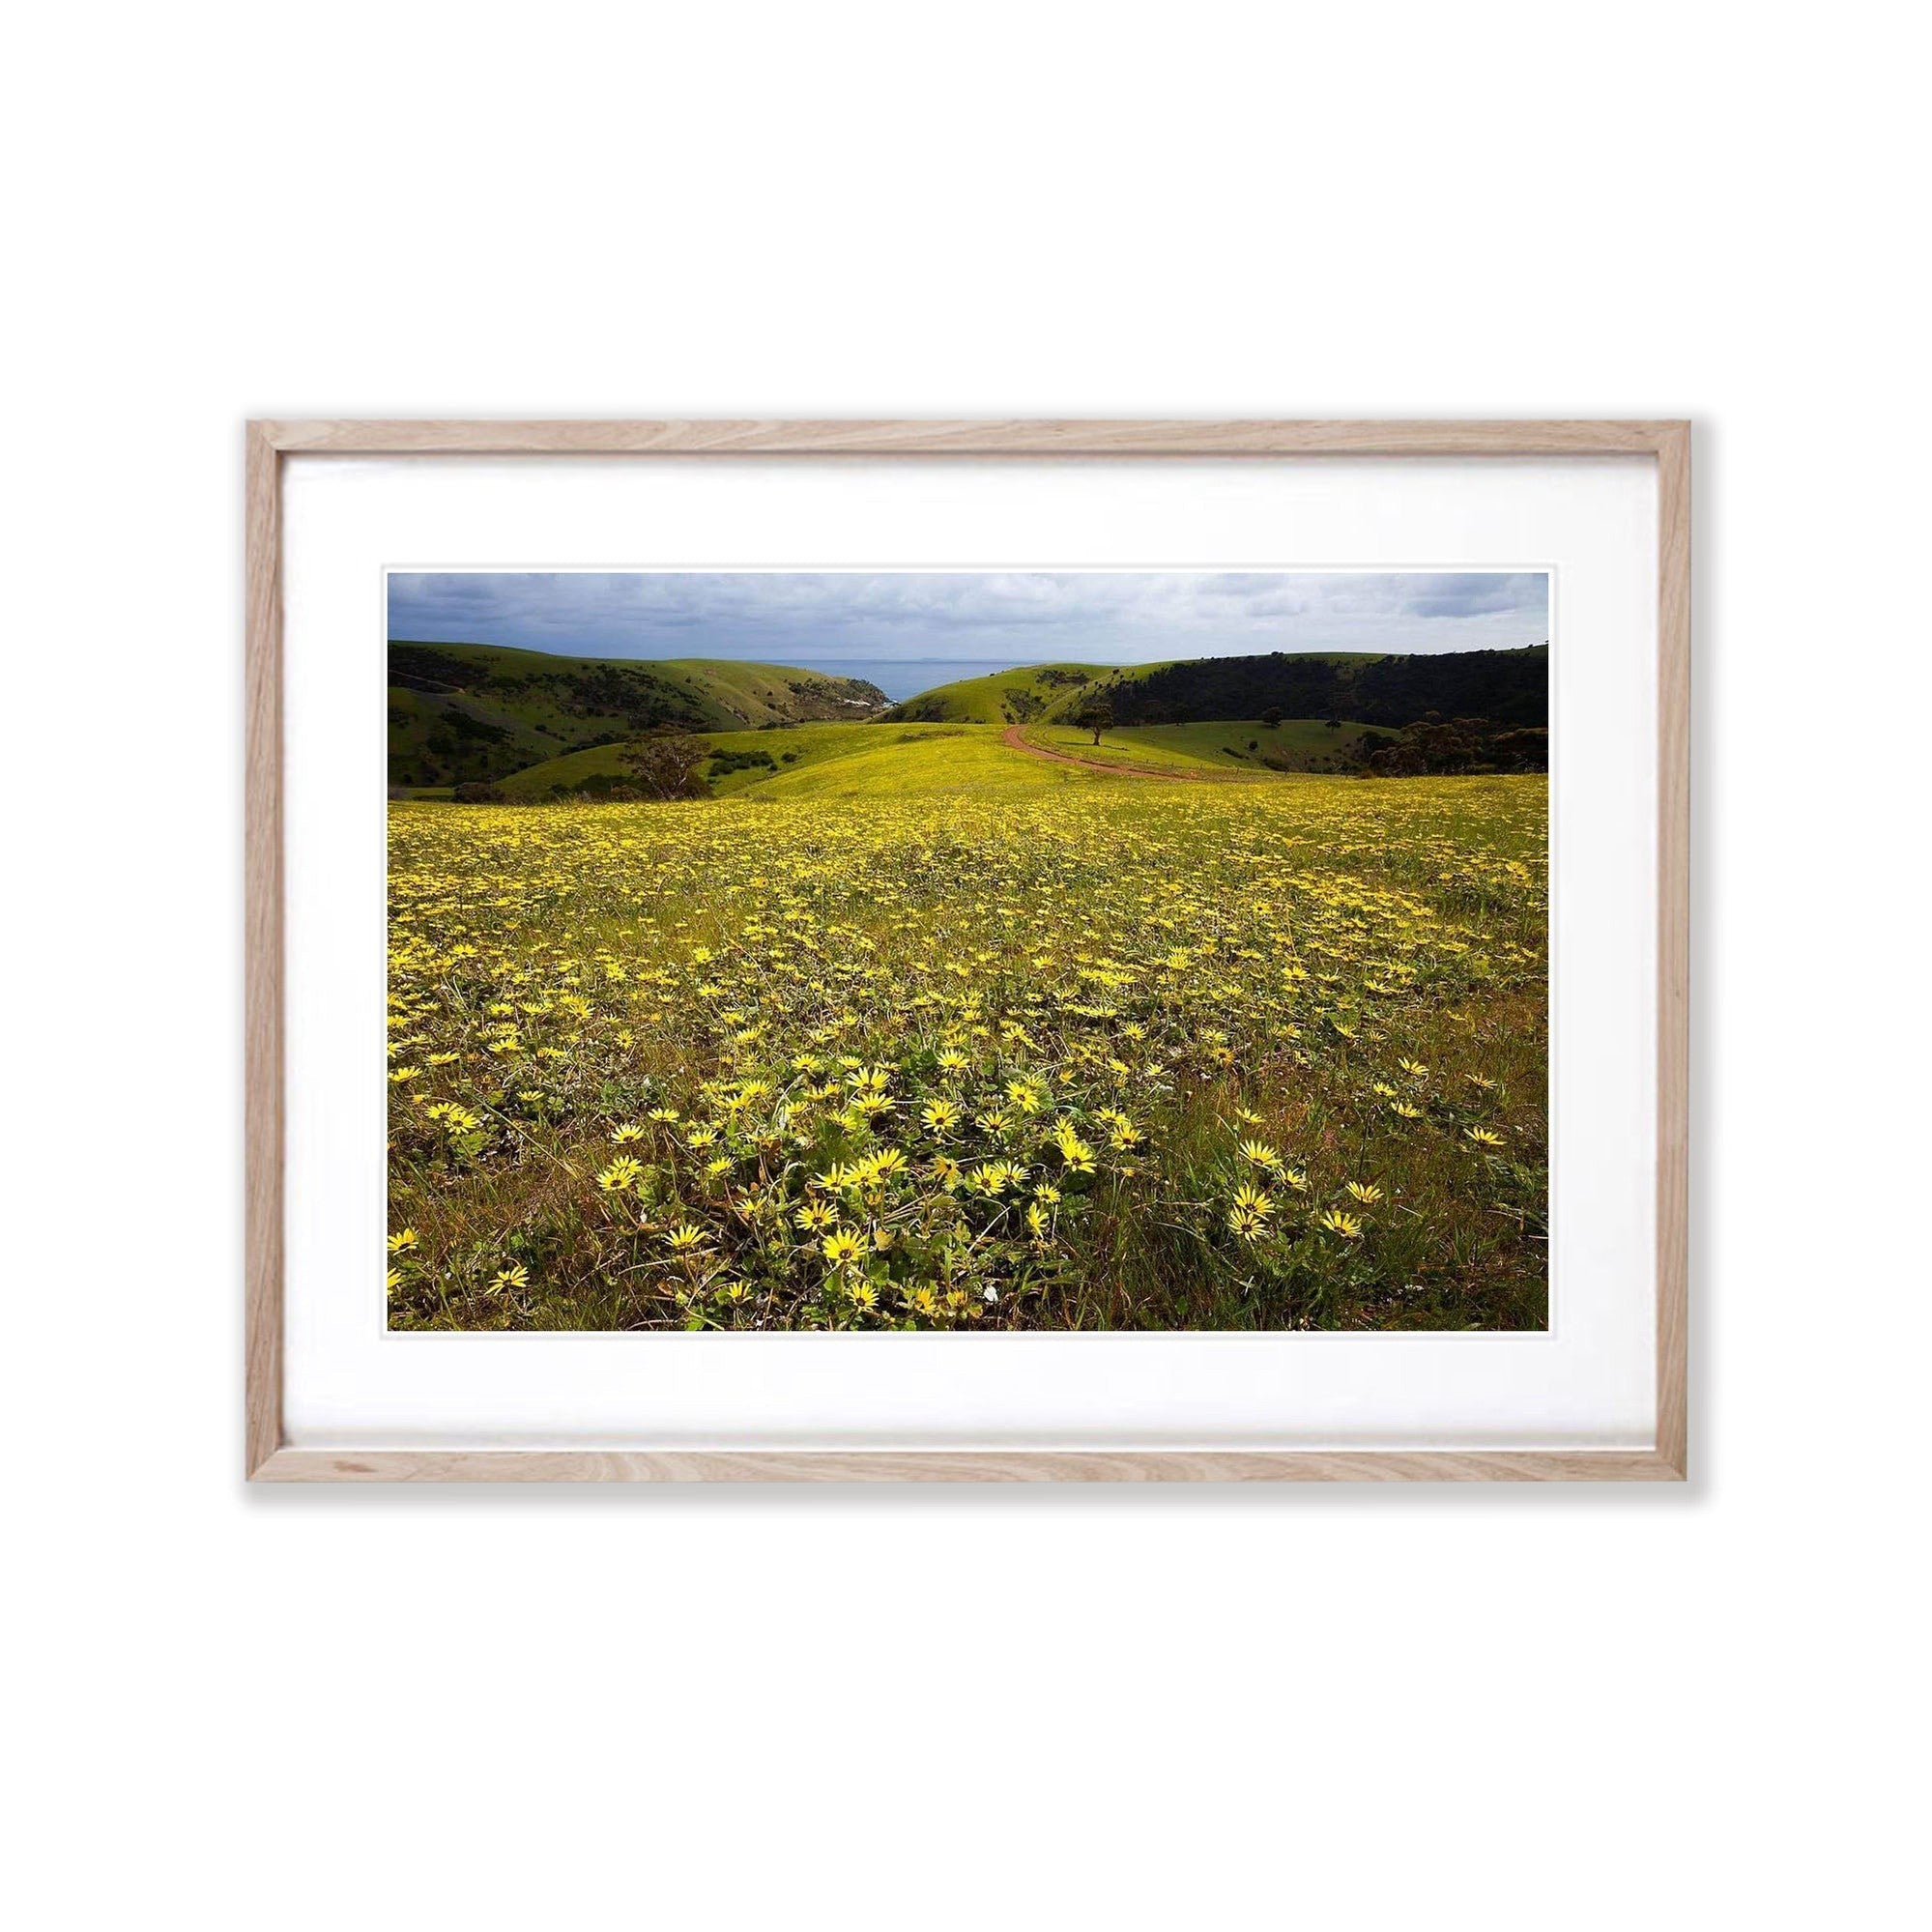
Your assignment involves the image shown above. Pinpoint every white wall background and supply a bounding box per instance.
[7,5,1925,1929]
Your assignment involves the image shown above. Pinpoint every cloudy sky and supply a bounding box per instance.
[387,570,1548,667]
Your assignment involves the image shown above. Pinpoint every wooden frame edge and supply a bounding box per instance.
[245,418,1690,1485]
[245,422,284,1478]
[255,418,1684,457]
[1655,422,1691,1479]
[252,1447,1685,1484]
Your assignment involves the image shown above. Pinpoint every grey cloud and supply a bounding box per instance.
[387,570,1548,663]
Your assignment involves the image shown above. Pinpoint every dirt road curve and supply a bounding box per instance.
[998,723,1204,780]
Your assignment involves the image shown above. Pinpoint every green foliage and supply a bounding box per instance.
[1071,694,1115,743]
[387,641,887,789]
[706,746,778,776]
[1359,717,1548,776]
[1091,646,1547,730]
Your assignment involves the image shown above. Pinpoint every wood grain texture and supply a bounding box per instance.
[253,1448,1685,1484]
[257,418,1683,458]
[245,423,284,1478]
[244,418,1691,1484]
[1655,423,1692,1477]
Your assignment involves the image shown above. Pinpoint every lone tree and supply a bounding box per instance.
[617,733,708,800]
[1260,706,1283,728]
[1072,696,1114,745]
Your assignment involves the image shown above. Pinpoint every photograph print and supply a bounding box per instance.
[386,569,1549,1332]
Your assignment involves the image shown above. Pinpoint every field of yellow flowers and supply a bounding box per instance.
[387,765,1547,1330]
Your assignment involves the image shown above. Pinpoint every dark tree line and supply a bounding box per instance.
[1095,647,1547,730]
[1355,716,1548,776]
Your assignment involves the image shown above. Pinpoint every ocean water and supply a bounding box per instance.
[789,658,1043,703]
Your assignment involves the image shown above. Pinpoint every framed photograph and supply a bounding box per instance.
[246,419,1687,1481]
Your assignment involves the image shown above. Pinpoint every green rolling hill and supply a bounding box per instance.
[395,643,1550,795]
[495,722,981,800]
[388,641,887,788]
[492,716,1298,805]
[887,646,1545,731]
[884,662,1127,725]
[881,655,1364,727]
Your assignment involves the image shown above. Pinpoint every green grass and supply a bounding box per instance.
[1020,719,1372,777]
[496,722,1012,799]
[387,680,570,788]
[885,662,1125,725]
[388,641,888,788]
[694,723,904,795]
[747,725,1099,797]
[491,739,641,797]
[494,714,1373,804]
[1105,718,1375,768]
[1023,725,1262,777]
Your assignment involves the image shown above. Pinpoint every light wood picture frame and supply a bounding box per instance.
[246,418,1688,1483]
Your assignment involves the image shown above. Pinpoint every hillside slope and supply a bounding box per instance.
[389,641,886,787]
[889,646,1545,730]
[885,655,1368,726]
[496,723,974,799]
[884,662,1123,725]
[1028,718,1375,774]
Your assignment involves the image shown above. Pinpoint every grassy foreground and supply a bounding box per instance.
[496,722,965,798]
[387,740,1547,1331]
[1028,719,1374,773]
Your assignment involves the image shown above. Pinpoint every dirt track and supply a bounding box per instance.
[998,723,1207,780]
